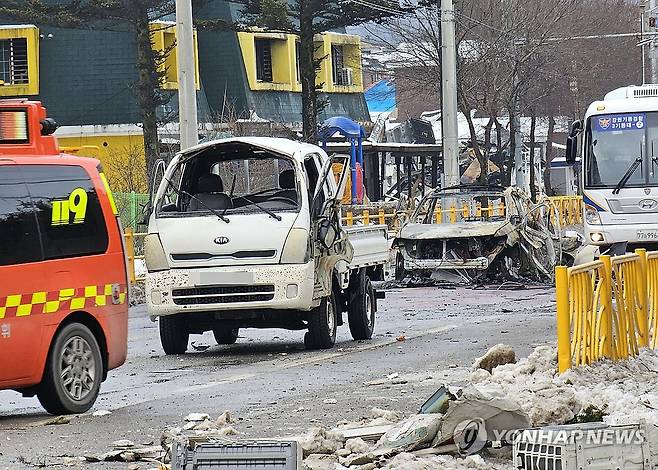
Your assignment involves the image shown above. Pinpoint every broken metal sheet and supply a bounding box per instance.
[371,414,444,456]
[399,221,512,240]
[432,387,531,451]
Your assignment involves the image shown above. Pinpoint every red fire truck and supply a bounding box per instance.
[0,100,129,414]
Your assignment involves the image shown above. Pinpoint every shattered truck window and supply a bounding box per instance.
[414,191,506,224]
[156,154,299,217]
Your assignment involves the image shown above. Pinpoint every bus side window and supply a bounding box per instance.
[23,165,110,260]
[0,167,42,266]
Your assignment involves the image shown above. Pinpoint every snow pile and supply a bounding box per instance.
[472,344,516,373]
[379,453,515,470]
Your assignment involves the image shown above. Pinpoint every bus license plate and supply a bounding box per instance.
[637,230,658,241]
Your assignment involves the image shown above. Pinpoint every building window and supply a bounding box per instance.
[331,45,344,85]
[0,38,28,86]
[295,41,301,84]
[255,39,273,82]
[150,21,200,91]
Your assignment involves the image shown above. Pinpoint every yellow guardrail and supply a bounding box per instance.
[124,228,147,284]
[556,249,654,373]
[343,208,400,230]
[549,196,583,227]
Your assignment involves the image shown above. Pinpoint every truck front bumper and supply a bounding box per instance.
[402,250,489,271]
[146,262,316,318]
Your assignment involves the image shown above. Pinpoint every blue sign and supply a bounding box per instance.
[594,113,646,132]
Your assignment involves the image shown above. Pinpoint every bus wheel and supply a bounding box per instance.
[159,315,189,355]
[37,323,103,415]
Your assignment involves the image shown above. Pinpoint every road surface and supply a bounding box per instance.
[0,285,556,468]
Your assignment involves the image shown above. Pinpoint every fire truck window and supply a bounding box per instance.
[23,165,109,260]
[0,167,42,266]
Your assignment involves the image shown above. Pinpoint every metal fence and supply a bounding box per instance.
[556,249,655,373]
[115,192,150,232]
[548,196,583,227]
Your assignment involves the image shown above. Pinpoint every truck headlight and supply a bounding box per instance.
[144,234,169,272]
[585,204,601,225]
[281,228,310,264]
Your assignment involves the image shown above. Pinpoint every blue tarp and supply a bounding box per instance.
[364,79,396,113]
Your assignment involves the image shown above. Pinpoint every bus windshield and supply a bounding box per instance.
[585,111,658,189]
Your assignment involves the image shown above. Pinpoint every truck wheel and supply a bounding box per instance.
[306,293,338,349]
[348,275,376,340]
[37,323,103,415]
[159,315,189,355]
[213,327,239,345]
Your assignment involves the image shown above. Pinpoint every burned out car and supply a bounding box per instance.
[393,185,559,283]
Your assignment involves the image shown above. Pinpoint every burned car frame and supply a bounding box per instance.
[393,185,560,283]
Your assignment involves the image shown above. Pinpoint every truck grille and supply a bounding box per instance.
[172,284,275,305]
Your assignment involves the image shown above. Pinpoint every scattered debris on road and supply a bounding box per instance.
[472,343,517,373]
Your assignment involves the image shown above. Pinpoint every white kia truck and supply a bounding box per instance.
[566,85,658,251]
[144,137,389,354]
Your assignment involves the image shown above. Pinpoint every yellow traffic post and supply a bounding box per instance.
[635,248,649,347]
[124,228,136,285]
[498,203,505,216]
[601,255,616,359]
[556,265,571,373]
[434,207,442,224]
[476,203,482,218]
[346,211,353,226]
[378,209,385,225]
[450,206,457,224]
[363,210,370,226]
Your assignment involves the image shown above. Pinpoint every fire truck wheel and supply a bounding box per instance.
[348,274,375,340]
[37,323,103,415]
[306,292,338,350]
[159,315,189,355]
[213,327,239,345]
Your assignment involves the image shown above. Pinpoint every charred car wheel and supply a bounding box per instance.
[348,274,375,340]
[213,327,239,345]
[395,252,407,281]
[160,314,189,355]
[37,323,103,415]
[306,293,338,349]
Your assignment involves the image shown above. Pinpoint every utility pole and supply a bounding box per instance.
[176,0,199,150]
[440,0,460,187]
[642,0,658,83]
[642,0,647,84]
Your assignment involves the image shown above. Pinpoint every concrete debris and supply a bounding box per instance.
[92,409,112,417]
[344,438,371,455]
[112,439,135,448]
[299,427,346,457]
[472,344,516,373]
[304,453,340,470]
[323,398,338,405]
[45,415,71,425]
[184,412,210,422]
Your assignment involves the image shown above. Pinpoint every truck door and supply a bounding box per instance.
[308,154,353,298]
[0,165,45,383]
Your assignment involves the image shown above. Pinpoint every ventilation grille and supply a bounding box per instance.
[633,87,658,98]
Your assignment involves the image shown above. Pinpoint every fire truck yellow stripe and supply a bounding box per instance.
[0,284,126,319]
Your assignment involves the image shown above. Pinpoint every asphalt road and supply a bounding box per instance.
[0,285,556,469]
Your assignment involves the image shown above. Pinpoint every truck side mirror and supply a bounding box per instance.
[318,217,338,249]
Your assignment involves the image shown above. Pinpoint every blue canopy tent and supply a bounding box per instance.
[318,117,366,204]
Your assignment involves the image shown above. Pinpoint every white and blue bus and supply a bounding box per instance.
[567,85,658,251]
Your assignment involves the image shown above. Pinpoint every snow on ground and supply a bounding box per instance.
[301,345,658,469]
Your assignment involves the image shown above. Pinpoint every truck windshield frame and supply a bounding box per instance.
[156,154,302,218]
[584,111,658,189]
